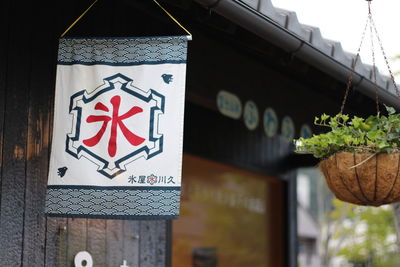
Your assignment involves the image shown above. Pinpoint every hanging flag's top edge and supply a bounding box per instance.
[57,36,188,65]
[59,35,191,41]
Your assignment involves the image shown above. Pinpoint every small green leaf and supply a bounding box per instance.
[378,141,390,149]
[385,105,396,115]
[321,114,330,121]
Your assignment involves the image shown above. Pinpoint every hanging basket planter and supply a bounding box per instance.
[319,151,400,206]
[295,108,400,207]
[294,0,400,207]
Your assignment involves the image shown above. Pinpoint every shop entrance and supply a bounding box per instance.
[172,154,286,267]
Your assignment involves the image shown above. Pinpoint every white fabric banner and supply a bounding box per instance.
[45,36,188,219]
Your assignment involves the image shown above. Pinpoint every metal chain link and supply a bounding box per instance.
[370,16,400,97]
[340,1,397,114]
[368,4,380,114]
[340,14,370,114]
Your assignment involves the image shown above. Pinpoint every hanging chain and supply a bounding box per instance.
[370,16,400,97]
[368,1,380,114]
[340,14,370,114]
[340,1,396,114]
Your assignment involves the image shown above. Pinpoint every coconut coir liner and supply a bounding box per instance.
[319,151,400,206]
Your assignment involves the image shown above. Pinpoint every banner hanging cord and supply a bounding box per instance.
[60,0,99,38]
[152,0,192,39]
[60,0,192,39]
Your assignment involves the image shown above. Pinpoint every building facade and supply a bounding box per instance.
[0,0,396,266]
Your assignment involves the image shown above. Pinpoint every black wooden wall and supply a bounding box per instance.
[0,1,180,266]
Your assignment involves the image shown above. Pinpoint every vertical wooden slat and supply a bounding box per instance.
[106,220,124,266]
[46,1,80,266]
[139,221,156,267]
[22,0,57,265]
[155,220,168,267]
[87,219,107,267]
[45,218,68,267]
[123,221,140,267]
[66,218,87,266]
[165,220,172,267]
[0,0,32,265]
[140,220,168,267]
[0,0,10,194]
[23,94,52,267]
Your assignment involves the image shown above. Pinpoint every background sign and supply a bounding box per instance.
[263,107,279,137]
[243,100,259,130]
[281,116,295,142]
[217,90,242,119]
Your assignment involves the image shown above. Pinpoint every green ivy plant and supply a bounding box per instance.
[294,106,400,158]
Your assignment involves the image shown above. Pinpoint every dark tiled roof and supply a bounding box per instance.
[241,0,397,94]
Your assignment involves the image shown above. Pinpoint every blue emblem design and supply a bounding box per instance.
[65,73,165,179]
[243,100,259,130]
[216,90,242,119]
[161,74,173,84]
[263,107,278,137]
[281,116,295,142]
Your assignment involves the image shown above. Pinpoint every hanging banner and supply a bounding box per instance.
[45,36,188,219]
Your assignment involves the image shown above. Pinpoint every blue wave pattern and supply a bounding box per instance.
[57,36,188,65]
[45,187,181,219]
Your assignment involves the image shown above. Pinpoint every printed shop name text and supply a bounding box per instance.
[128,174,175,185]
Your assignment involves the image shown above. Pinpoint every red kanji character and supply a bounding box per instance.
[83,95,145,157]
